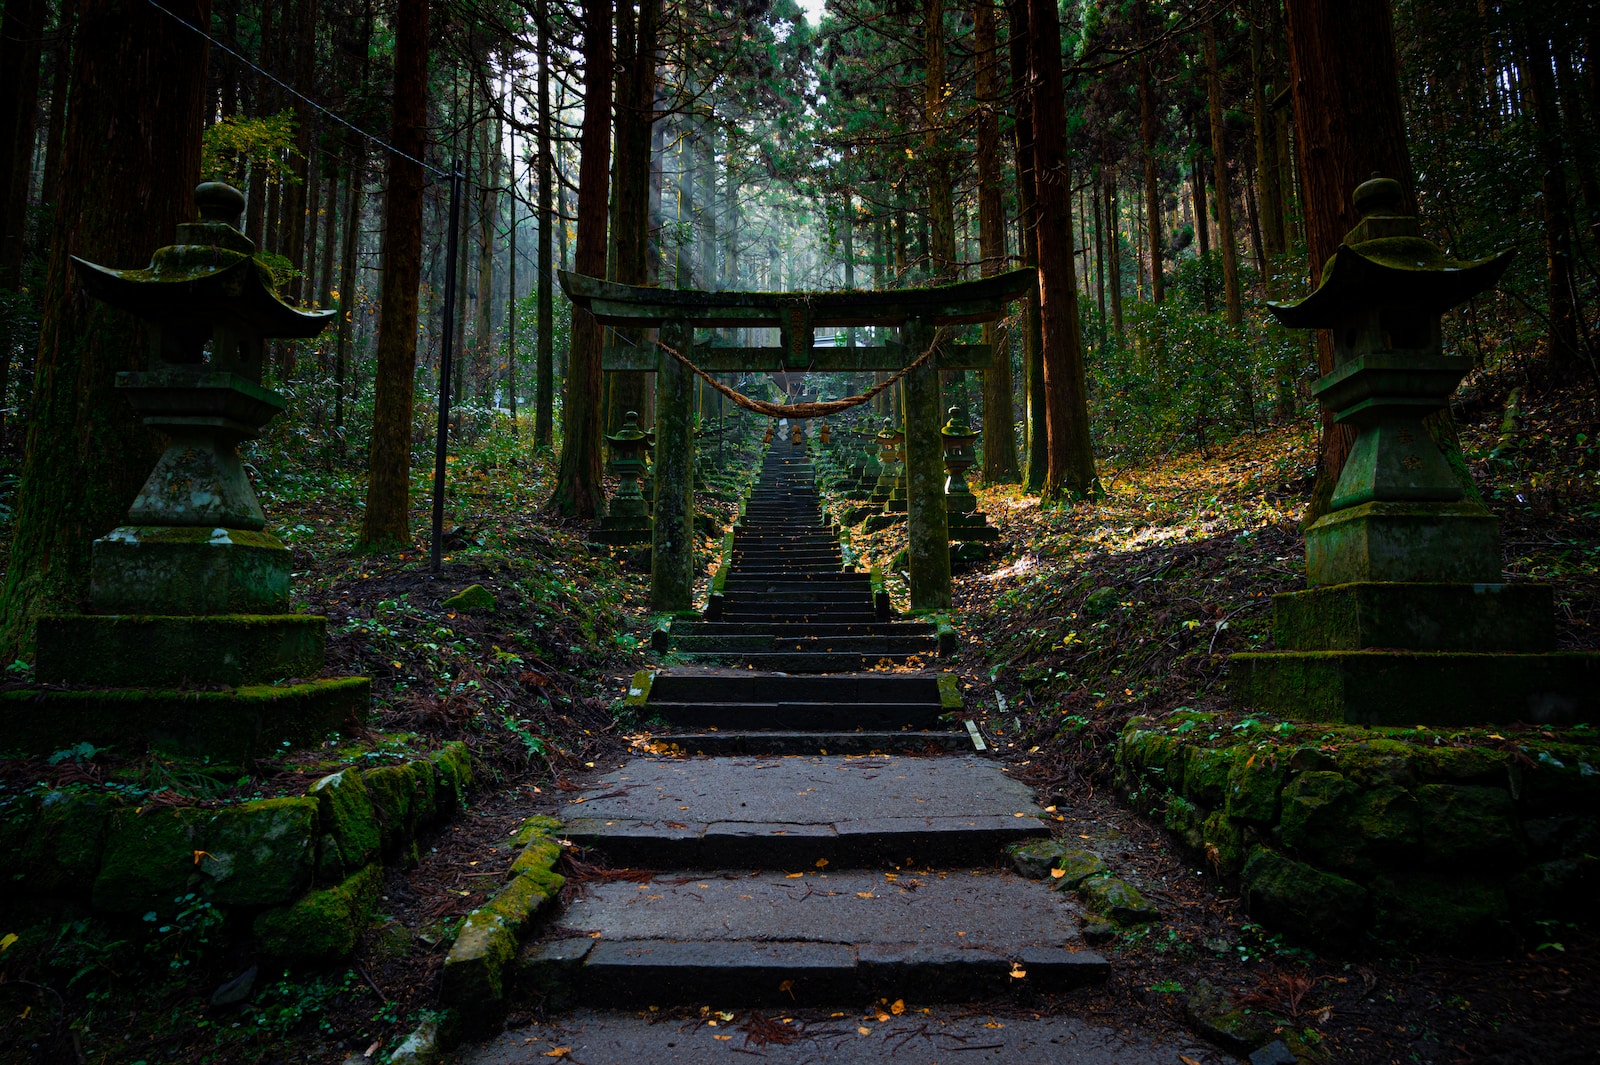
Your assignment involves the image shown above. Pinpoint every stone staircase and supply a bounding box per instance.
[509,438,1107,1019]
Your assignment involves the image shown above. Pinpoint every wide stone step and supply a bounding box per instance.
[647,670,941,702]
[721,578,871,594]
[718,593,875,609]
[675,621,937,638]
[716,608,881,624]
[671,633,935,653]
[647,729,971,756]
[519,869,1105,1007]
[561,755,1047,868]
[676,652,932,673]
[642,700,945,730]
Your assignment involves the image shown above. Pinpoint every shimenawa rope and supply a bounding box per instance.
[653,326,949,420]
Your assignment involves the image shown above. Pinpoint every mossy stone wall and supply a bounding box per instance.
[0,740,474,964]
[1115,710,1598,950]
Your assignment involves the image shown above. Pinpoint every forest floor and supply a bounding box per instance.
[1,375,1597,1065]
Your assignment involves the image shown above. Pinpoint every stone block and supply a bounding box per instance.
[1228,650,1600,725]
[1225,748,1287,824]
[92,806,208,912]
[309,769,381,872]
[1416,784,1524,866]
[1240,846,1368,946]
[253,861,382,962]
[90,525,291,614]
[1369,871,1510,950]
[1183,746,1235,806]
[22,790,112,898]
[1304,501,1501,587]
[199,797,316,906]
[1272,582,1554,652]
[1079,875,1159,923]
[35,613,324,687]
[0,677,369,765]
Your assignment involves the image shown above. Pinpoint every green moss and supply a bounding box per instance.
[1164,794,1206,852]
[364,764,415,850]
[1240,846,1368,947]
[1048,848,1108,890]
[1332,740,1417,787]
[252,861,383,963]
[1202,809,1246,877]
[1413,744,1507,783]
[1008,839,1081,879]
[1182,747,1235,806]
[1370,871,1510,950]
[22,790,111,898]
[510,815,565,849]
[443,584,496,613]
[92,807,208,912]
[1225,748,1288,824]
[1416,784,1523,866]
[1079,875,1159,923]
[1281,773,1419,871]
[309,769,380,872]
[410,757,438,828]
[199,797,316,906]
[430,741,474,817]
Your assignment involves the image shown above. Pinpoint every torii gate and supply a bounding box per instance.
[559,268,1037,615]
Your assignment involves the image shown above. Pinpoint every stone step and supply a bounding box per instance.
[717,591,874,606]
[560,755,1048,868]
[642,701,945,730]
[674,621,936,638]
[670,634,936,654]
[675,652,931,673]
[647,729,971,755]
[519,869,1105,1008]
[715,609,881,624]
[647,671,940,702]
[721,579,871,594]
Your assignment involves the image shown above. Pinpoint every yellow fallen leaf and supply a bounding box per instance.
[544,1049,570,1058]
[890,999,905,1015]
[1181,1056,1204,1065]
[856,892,876,899]
[858,1027,872,1036]
[716,1011,734,1021]
[815,858,829,868]
[984,1021,1005,1029]
[714,1034,732,1041]
[786,872,804,879]
[0,933,17,952]
[1050,868,1066,879]
[1009,968,1027,979]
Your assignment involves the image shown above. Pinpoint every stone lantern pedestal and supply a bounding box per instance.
[3,183,369,764]
[940,407,998,543]
[596,411,654,546]
[869,422,902,508]
[1230,178,1599,725]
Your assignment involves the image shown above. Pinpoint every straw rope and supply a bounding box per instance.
[653,326,949,420]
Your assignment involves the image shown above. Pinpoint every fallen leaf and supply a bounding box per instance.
[874,1010,891,1022]
[858,1027,872,1036]
[890,999,905,1015]
[785,872,804,879]
[714,1034,732,1041]
[815,858,829,868]
[856,891,876,899]
[1050,868,1066,879]
[1181,1057,1203,1065]
[984,1021,1005,1029]
[544,1049,570,1058]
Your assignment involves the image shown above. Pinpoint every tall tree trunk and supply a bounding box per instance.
[334,153,361,431]
[975,0,1018,482]
[1205,17,1242,326]
[1518,19,1583,380]
[0,0,209,655]
[549,0,613,517]
[359,0,429,548]
[319,164,339,306]
[535,0,555,447]
[41,0,76,200]
[925,0,956,279]
[1284,0,1416,522]
[607,0,659,429]
[1093,170,1106,337]
[1251,0,1285,256]
[1107,178,1124,334]
[1137,2,1163,305]
[507,130,519,421]
[1007,0,1047,491]
[476,103,500,402]
[0,0,45,292]
[1029,0,1097,500]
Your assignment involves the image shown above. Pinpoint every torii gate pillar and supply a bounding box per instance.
[650,316,696,612]
[904,317,952,612]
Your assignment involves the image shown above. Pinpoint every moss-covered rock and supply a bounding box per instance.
[1164,794,1206,853]
[199,797,316,906]
[1332,740,1417,787]
[1416,784,1523,866]
[1282,774,1419,872]
[1048,848,1109,890]
[309,769,380,872]
[1079,875,1159,923]
[431,742,473,818]
[1183,747,1235,807]
[1202,809,1246,877]
[364,763,416,850]
[1370,871,1510,950]
[1414,744,1506,784]
[252,861,383,963]
[1225,748,1287,824]
[92,807,207,912]
[443,584,496,613]
[1008,839,1078,879]
[23,790,111,898]
[1184,978,1272,1054]
[410,757,439,828]
[1515,745,1600,817]
[1240,846,1368,947]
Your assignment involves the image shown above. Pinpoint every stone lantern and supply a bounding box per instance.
[941,406,997,542]
[11,182,369,763]
[872,421,905,509]
[1230,176,1597,724]
[596,411,653,546]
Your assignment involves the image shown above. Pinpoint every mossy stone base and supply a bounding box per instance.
[1273,582,1554,652]
[593,515,652,546]
[0,677,369,764]
[35,613,324,687]
[200,797,316,906]
[1305,501,1500,587]
[253,861,383,963]
[1229,650,1599,725]
[91,525,291,614]
[946,512,1000,542]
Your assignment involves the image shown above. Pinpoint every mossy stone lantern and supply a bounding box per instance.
[606,411,651,519]
[9,182,370,765]
[74,181,336,612]
[870,419,902,506]
[595,411,653,546]
[941,406,998,543]
[1268,176,1513,586]
[1229,176,1600,726]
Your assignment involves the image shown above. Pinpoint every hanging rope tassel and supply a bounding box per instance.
[654,326,949,421]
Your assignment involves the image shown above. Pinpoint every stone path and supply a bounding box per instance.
[458,439,1219,1062]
